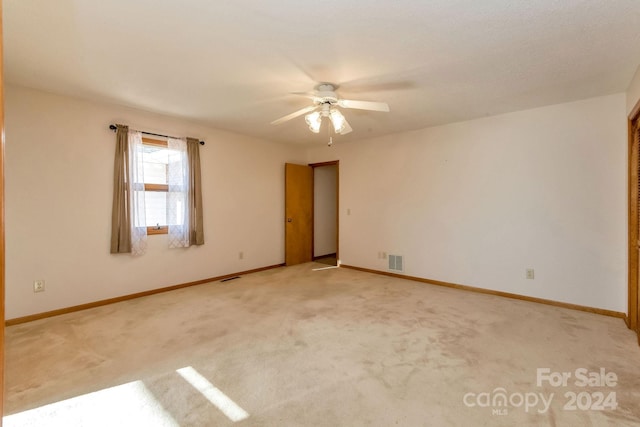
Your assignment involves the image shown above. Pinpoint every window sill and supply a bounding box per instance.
[147,226,168,235]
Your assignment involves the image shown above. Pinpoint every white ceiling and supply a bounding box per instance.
[4,1,640,144]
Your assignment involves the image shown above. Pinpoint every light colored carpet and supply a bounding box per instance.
[4,263,640,426]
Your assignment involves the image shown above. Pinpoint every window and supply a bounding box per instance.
[139,137,189,236]
[141,137,170,235]
[111,124,204,256]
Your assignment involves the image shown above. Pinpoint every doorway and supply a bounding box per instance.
[311,162,338,266]
[284,161,339,266]
[628,114,640,345]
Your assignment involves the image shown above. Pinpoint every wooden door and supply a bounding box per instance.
[1,1,5,422]
[285,163,313,266]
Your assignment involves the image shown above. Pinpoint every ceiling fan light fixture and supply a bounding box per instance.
[305,111,321,133]
[329,109,346,133]
[271,82,388,138]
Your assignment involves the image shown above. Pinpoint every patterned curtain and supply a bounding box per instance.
[129,130,148,255]
[167,138,190,248]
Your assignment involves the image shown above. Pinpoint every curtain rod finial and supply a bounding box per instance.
[109,124,117,131]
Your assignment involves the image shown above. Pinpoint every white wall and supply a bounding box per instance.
[307,94,628,312]
[628,65,640,117]
[5,85,306,319]
[314,165,337,256]
[5,87,629,317]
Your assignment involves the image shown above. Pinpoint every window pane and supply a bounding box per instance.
[143,145,168,184]
[143,162,167,185]
[145,192,167,227]
[140,143,189,229]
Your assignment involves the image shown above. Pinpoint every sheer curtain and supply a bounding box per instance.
[167,138,190,248]
[129,130,148,255]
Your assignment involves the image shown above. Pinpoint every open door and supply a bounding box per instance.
[0,2,5,421]
[285,163,313,266]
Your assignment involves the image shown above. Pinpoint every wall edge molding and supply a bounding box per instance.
[5,264,285,326]
[341,264,626,319]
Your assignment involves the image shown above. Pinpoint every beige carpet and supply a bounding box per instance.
[4,263,640,426]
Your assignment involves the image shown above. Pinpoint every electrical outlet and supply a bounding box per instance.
[34,280,45,293]
[382,252,387,259]
[526,269,535,280]
[239,251,244,260]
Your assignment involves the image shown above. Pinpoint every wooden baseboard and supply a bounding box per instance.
[8,263,626,325]
[341,264,627,319]
[5,264,285,326]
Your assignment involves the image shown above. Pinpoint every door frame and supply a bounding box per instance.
[627,101,640,344]
[309,161,339,264]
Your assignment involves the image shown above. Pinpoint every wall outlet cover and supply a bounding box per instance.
[34,280,45,292]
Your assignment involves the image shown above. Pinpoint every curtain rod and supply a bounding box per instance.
[109,124,205,145]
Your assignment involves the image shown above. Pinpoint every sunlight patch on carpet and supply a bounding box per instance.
[3,380,179,427]
[176,366,249,422]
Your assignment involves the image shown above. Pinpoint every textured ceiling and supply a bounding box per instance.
[4,1,640,144]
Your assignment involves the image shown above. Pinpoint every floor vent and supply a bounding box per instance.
[220,276,241,283]
[388,255,404,272]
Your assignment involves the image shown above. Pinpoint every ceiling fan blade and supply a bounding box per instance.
[291,92,319,100]
[340,81,415,93]
[337,99,390,112]
[339,118,353,135]
[271,105,317,125]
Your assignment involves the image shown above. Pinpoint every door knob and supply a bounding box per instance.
[287,218,293,222]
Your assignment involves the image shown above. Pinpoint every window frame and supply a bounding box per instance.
[141,137,169,235]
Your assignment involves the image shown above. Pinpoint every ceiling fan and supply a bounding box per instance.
[271,83,390,136]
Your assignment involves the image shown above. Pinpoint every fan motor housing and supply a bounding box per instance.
[315,83,339,104]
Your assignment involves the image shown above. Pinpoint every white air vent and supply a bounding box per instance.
[388,254,404,272]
